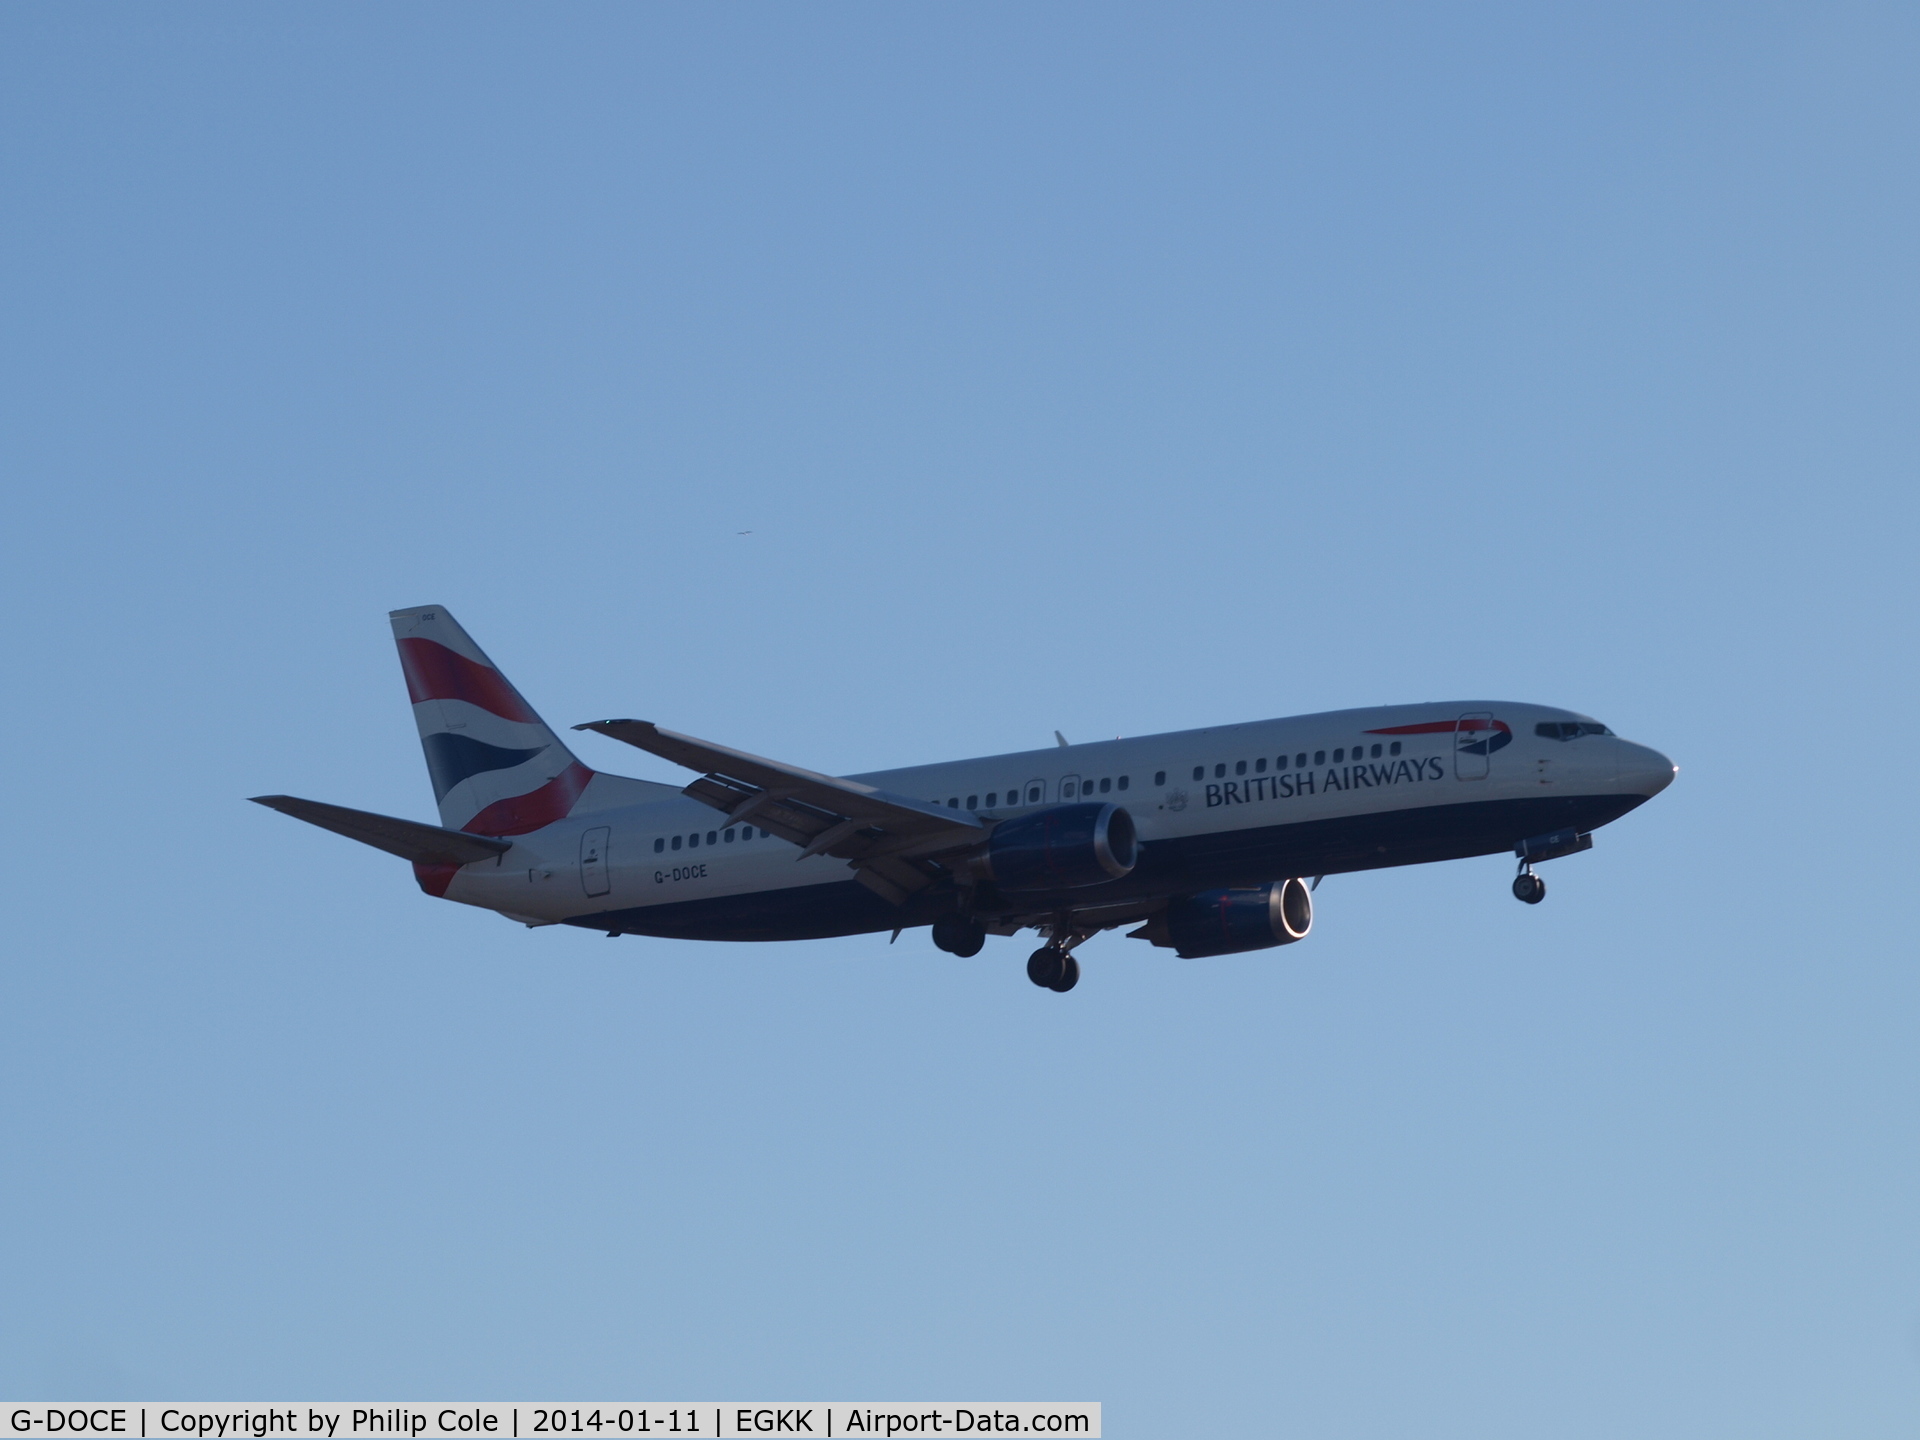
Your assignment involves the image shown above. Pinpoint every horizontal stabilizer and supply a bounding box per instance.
[249,795,512,866]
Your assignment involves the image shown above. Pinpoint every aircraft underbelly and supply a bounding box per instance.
[568,792,1644,944]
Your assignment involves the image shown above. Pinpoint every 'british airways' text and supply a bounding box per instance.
[1206,756,1447,808]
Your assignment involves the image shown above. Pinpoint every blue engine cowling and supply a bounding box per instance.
[1163,879,1313,958]
[978,803,1136,893]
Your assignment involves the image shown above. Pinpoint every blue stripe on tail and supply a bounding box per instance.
[421,733,549,802]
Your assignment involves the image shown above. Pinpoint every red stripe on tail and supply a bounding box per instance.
[461,761,594,836]
[396,637,542,723]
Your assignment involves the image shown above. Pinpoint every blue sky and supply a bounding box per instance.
[2,4,1917,1434]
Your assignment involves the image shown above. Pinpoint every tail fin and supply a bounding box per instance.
[390,606,594,835]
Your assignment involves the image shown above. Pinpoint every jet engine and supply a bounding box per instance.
[1136,879,1313,958]
[971,802,1136,892]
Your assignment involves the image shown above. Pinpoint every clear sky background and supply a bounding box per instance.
[2,4,1917,1434]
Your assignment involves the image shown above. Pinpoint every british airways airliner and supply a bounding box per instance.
[254,607,1676,992]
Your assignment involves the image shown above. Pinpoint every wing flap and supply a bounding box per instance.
[575,718,977,902]
[576,719,982,847]
[579,720,973,827]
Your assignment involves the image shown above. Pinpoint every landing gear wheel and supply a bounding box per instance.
[1048,954,1081,993]
[1027,946,1066,989]
[931,917,986,957]
[1513,873,1546,904]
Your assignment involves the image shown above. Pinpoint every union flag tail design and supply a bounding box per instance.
[389,606,593,835]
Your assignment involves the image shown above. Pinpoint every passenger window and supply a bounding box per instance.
[948,797,959,808]
[1099,777,1111,793]
[1154,771,1165,786]
[725,828,735,842]
[1062,780,1077,798]
[986,792,997,807]
[707,831,716,845]
[1296,753,1307,768]
[1214,763,1226,779]
[967,795,978,810]
[1371,743,1382,758]
[1235,760,1247,775]
[672,835,682,851]
[1192,766,1204,781]
[654,838,665,853]
[1314,751,1325,765]
[1027,784,1042,803]
[1333,749,1344,762]
[1118,775,1130,790]
[1255,757,1266,772]
[1390,741,1401,755]
[1276,755,1288,770]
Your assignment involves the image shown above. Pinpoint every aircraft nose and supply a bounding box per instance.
[1617,741,1677,797]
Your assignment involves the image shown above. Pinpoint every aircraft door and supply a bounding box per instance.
[1060,774,1083,800]
[580,826,611,896]
[1454,713,1494,780]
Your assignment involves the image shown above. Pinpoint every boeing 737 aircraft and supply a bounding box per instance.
[253,607,1676,991]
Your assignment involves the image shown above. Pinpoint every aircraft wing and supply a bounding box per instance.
[573,719,985,903]
[250,795,512,866]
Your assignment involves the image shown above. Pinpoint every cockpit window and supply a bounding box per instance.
[1536,721,1614,740]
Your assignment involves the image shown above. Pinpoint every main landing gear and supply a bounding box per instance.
[931,916,986,957]
[1512,867,1546,904]
[1026,945,1081,993]
[930,911,1090,992]
[1027,923,1093,992]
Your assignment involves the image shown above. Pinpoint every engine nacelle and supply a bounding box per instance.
[974,802,1136,892]
[1153,879,1313,958]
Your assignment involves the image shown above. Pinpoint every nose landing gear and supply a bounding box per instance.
[1511,828,1589,904]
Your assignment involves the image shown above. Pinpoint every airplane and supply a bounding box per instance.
[252,606,1677,992]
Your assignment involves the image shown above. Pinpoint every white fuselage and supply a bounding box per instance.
[439,700,1674,934]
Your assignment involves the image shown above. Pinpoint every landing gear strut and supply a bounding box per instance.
[931,916,986,957]
[1512,867,1546,904]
